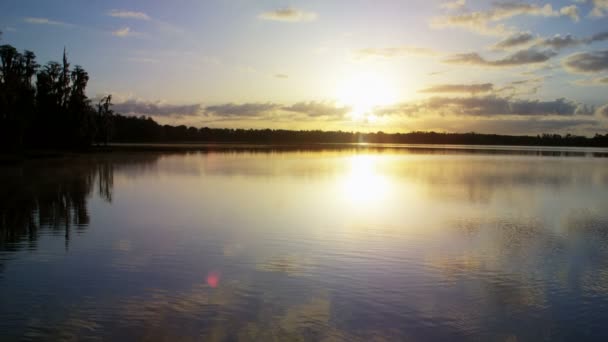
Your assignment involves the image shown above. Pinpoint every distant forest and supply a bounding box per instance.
[2,41,608,150]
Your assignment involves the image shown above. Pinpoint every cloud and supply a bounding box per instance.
[535,31,608,50]
[431,2,580,36]
[204,101,350,119]
[495,77,546,96]
[589,31,608,43]
[274,74,288,79]
[492,32,535,50]
[282,101,350,118]
[380,95,592,117]
[562,50,608,73]
[356,46,439,58]
[597,104,608,117]
[440,0,466,10]
[205,103,281,117]
[106,9,185,36]
[590,0,608,17]
[258,8,317,22]
[24,17,71,27]
[464,117,598,133]
[445,48,557,67]
[539,34,582,49]
[112,99,201,116]
[107,96,600,133]
[419,83,494,94]
[559,5,580,21]
[112,27,138,37]
[494,30,608,51]
[107,9,151,21]
[574,76,608,86]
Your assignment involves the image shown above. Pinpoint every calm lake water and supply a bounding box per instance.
[2,145,608,341]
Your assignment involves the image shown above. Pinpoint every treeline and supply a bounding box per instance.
[2,41,608,149]
[111,115,608,147]
[0,42,112,150]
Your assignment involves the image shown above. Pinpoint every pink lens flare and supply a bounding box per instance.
[206,271,220,288]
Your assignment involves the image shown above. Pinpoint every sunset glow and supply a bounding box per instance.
[1,0,607,135]
[335,72,400,121]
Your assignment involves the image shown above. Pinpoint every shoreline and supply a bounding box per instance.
[2,142,608,164]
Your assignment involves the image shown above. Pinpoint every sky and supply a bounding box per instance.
[1,0,608,135]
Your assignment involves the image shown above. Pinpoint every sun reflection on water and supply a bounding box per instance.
[340,154,390,205]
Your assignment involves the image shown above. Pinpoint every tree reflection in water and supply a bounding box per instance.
[0,154,160,252]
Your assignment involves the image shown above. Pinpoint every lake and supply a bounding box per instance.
[2,145,608,341]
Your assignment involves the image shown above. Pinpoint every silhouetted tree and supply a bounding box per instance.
[96,95,114,146]
[0,44,39,148]
[0,41,99,149]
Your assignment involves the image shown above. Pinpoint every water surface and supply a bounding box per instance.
[1,146,608,341]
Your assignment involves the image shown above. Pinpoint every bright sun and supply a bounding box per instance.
[335,72,399,121]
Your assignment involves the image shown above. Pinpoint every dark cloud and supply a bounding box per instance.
[282,101,350,118]
[381,96,592,117]
[445,48,557,67]
[588,31,608,43]
[496,77,546,95]
[536,31,608,49]
[467,118,598,133]
[562,50,608,73]
[204,101,350,119]
[491,30,608,52]
[419,83,494,94]
[204,103,280,117]
[112,99,201,116]
[492,32,535,50]
[538,34,580,49]
[533,31,608,50]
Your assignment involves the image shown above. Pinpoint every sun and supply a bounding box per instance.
[335,71,399,121]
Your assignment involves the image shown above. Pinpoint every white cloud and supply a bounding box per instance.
[112,27,137,37]
[560,5,580,21]
[24,17,71,27]
[108,9,151,21]
[590,0,608,17]
[431,2,581,36]
[440,0,466,10]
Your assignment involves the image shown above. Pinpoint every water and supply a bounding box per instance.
[1,145,608,341]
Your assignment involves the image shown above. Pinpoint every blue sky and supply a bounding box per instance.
[1,0,608,134]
